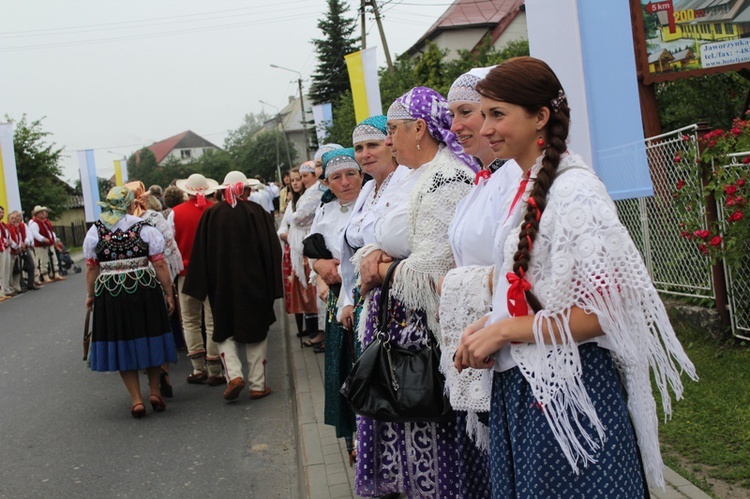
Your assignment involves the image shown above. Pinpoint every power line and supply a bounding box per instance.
[0,12,320,52]
[0,1,317,37]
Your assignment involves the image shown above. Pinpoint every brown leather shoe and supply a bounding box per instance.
[207,374,227,387]
[223,377,245,400]
[54,276,66,281]
[186,371,208,384]
[249,387,272,400]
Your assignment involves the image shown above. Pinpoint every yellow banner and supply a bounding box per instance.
[345,50,368,123]
[114,160,123,186]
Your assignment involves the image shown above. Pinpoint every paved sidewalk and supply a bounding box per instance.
[285,313,711,499]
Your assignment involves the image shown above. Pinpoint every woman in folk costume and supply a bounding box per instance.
[453,57,698,497]
[353,87,478,498]
[337,116,411,336]
[306,148,363,465]
[83,186,177,418]
[124,181,183,398]
[278,167,320,343]
[437,67,524,499]
[286,161,324,346]
[124,181,184,281]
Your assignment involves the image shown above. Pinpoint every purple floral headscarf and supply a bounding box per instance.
[387,86,479,172]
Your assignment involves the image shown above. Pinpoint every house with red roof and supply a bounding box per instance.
[148,130,221,166]
[406,0,527,59]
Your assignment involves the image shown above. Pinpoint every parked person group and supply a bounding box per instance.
[0,204,69,302]
[68,55,699,498]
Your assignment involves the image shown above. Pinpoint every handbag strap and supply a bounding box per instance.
[377,259,402,340]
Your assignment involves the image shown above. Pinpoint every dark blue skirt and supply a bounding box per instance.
[489,344,648,498]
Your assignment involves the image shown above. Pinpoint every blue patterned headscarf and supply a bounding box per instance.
[97,186,134,228]
[352,115,387,145]
[322,148,360,179]
[387,86,479,172]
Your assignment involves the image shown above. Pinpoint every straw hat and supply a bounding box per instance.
[175,173,219,196]
[31,205,49,215]
[220,171,261,188]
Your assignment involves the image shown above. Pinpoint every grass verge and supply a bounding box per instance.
[655,321,750,496]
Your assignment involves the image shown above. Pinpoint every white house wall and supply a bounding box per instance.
[433,29,489,60]
[493,12,528,50]
[159,146,214,166]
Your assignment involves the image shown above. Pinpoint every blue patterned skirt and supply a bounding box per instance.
[355,288,460,498]
[489,343,648,498]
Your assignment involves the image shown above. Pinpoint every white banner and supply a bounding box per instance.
[0,123,22,221]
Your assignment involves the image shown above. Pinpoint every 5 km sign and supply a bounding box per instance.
[644,1,675,33]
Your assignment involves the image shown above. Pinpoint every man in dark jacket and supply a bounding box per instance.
[183,171,283,401]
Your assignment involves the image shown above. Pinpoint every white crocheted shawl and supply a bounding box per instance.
[389,147,474,336]
[143,209,183,282]
[500,153,697,489]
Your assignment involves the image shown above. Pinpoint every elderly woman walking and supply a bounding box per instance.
[83,186,177,418]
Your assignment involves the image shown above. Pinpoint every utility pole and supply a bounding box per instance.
[369,0,394,74]
[361,0,367,50]
[296,77,311,160]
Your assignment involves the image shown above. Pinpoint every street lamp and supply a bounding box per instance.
[259,100,293,182]
[270,64,310,160]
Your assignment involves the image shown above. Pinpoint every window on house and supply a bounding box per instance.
[715,24,723,34]
[180,149,192,160]
[726,24,734,34]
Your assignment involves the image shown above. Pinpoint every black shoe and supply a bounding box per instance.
[159,369,173,398]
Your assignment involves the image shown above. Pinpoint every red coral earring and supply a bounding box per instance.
[537,135,545,147]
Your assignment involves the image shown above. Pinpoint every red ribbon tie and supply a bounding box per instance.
[506,271,531,317]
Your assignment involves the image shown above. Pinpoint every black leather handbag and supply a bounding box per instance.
[340,260,454,423]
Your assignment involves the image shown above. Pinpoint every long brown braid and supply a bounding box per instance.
[476,57,571,312]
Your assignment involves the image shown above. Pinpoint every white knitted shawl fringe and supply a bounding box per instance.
[504,154,698,490]
[439,264,494,451]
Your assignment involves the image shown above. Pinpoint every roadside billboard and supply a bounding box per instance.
[633,0,750,83]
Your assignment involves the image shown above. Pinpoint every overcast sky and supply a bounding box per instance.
[1,0,449,184]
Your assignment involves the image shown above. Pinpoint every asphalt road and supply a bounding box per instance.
[0,271,297,499]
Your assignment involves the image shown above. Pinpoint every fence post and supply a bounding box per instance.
[698,124,731,330]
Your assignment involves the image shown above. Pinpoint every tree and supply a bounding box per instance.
[73,177,112,201]
[224,112,270,152]
[127,147,158,187]
[234,130,298,181]
[308,0,360,105]
[656,72,750,131]
[191,148,236,184]
[7,114,69,218]
[148,156,197,189]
